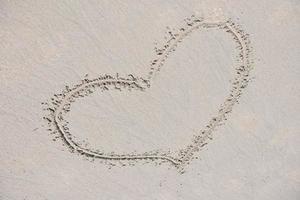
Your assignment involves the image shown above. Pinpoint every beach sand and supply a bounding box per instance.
[0,0,299,199]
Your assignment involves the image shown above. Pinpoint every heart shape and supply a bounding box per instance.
[43,16,253,173]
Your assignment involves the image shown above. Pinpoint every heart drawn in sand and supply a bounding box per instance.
[43,16,253,173]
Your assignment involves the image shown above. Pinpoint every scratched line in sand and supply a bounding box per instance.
[42,15,254,173]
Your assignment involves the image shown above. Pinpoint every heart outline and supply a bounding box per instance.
[43,16,253,173]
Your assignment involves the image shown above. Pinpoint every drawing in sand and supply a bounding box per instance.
[42,15,253,173]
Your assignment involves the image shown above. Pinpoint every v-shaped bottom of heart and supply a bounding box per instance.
[43,16,253,173]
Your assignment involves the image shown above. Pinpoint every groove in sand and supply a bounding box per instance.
[43,16,254,173]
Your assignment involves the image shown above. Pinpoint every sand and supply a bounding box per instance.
[0,0,299,199]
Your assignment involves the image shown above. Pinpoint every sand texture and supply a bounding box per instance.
[0,0,299,199]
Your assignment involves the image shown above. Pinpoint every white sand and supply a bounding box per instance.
[0,0,299,199]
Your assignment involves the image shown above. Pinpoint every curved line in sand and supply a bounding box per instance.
[53,79,181,165]
[47,17,253,171]
[176,22,251,169]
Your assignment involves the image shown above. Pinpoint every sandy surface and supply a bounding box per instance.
[0,0,299,199]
